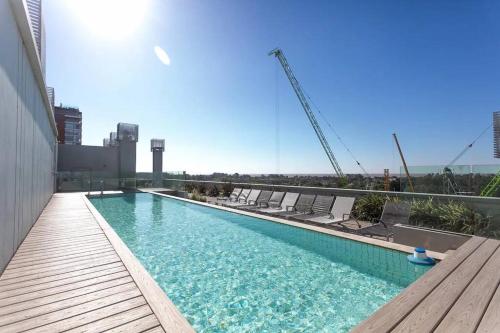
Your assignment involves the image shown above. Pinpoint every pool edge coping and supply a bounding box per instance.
[146,190,446,261]
[82,193,195,333]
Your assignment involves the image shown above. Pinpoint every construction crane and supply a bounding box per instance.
[392,133,415,192]
[443,125,491,195]
[481,170,500,197]
[269,48,345,180]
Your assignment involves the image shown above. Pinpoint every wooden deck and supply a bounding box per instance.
[353,235,500,333]
[0,193,193,333]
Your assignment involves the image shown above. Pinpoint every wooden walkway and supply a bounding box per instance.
[353,235,500,333]
[0,193,193,333]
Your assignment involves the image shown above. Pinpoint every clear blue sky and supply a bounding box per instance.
[45,0,500,174]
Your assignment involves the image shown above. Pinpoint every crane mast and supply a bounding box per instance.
[269,48,345,179]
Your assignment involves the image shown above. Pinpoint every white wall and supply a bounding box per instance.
[0,0,57,273]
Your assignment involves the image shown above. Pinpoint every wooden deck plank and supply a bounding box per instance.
[143,326,165,333]
[0,283,137,327]
[0,256,121,287]
[25,296,147,333]
[392,238,500,332]
[351,236,486,333]
[0,253,120,279]
[0,277,133,316]
[0,265,126,299]
[64,304,153,333]
[0,271,131,307]
[0,262,123,293]
[4,248,116,270]
[434,245,500,333]
[10,241,111,259]
[143,326,166,333]
[0,293,145,333]
[8,244,113,265]
[104,314,160,333]
[476,276,500,332]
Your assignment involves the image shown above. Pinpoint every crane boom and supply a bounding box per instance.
[269,48,345,179]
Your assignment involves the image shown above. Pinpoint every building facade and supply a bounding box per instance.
[54,105,82,145]
[0,0,57,273]
[26,0,45,77]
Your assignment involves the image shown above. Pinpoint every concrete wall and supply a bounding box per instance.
[0,0,57,273]
[58,144,119,178]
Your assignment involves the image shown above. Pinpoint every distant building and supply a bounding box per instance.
[26,0,46,77]
[54,105,82,145]
[46,87,54,109]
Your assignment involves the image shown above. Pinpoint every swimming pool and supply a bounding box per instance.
[89,193,431,332]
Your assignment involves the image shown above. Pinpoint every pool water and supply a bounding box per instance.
[90,193,430,332]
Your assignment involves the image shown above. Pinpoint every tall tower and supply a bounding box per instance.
[117,123,139,186]
[151,139,165,188]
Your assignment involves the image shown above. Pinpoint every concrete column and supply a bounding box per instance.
[117,123,138,188]
[151,139,165,188]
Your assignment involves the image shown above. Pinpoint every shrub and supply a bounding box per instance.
[190,189,207,202]
[410,198,490,235]
[222,182,233,197]
[207,185,220,197]
[196,183,207,195]
[184,183,195,193]
[353,194,386,220]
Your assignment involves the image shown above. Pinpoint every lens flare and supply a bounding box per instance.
[154,46,171,65]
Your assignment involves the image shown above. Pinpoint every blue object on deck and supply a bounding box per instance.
[408,247,436,266]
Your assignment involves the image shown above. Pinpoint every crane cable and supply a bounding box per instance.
[446,124,492,167]
[303,90,371,178]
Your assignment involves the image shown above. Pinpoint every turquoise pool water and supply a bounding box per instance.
[90,193,430,332]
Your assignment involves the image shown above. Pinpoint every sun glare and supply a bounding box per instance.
[154,46,171,65]
[68,0,149,40]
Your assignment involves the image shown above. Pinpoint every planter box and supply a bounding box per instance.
[393,224,471,253]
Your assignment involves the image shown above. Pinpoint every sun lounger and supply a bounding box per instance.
[222,188,250,206]
[258,191,285,208]
[240,190,273,210]
[258,192,299,214]
[225,189,261,208]
[291,195,335,221]
[307,196,356,226]
[272,194,316,217]
[216,187,242,204]
[358,201,411,240]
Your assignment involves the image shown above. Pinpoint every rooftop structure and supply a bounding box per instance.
[151,139,165,187]
[54,104,82,145]
[151,138,165,152]
[109,131,119,146]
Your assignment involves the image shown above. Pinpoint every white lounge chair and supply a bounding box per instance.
[258,192,300,214]
[222,188,250,206]
[216,187,242,204]
[272,194,316,217]
[307,196,356,226]
[240,190,273,210]
[225,189,261,208]
[291,195,335,221]
[358,201,411,240]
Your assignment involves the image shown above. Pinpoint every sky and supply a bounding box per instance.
[44,0,500,174]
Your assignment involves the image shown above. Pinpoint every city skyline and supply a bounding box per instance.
[44,0,500,174]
